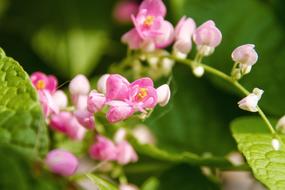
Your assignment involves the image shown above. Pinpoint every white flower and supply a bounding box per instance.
[238,88,263,112]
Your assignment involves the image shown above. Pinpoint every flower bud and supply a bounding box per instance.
[161,57,175,75]
[72,95,88,111]
[192,66,205,77]
[52,90,68,110]
[238,88,263,112]
[116,141,138,165]
[119,184,139,190]
[97,74,110,94]
[173,17,196,57]
[156,84,171,107]
[87,90,106,113]
[89,136,117,161]
[69,74,90,95]
[106,74,130,101]
[276,115,285,134]
[106,101,135,123]
[154,21,174,48]
[132,125,155,144]
[193,20,222,56]
[74,110,95,129]
[272,138,280,151]
[45,149,78,176]
[114,128,127,143]
[231,44,258,66]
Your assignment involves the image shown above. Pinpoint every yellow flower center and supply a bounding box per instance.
[36,80,46,90]
[137,88,148,100]
[143,16,154,27]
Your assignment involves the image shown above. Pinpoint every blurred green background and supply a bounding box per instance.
[0,0,285,189]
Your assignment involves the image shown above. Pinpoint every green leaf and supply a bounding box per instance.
[86,174,118,190]
[141,177,160,190]
[169,0,285,116]
[146,66,237,156]
[0,48,48,156]
[231,116,285,190]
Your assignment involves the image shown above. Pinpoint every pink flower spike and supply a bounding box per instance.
[45,149,78,176]
[74,110,95,129]
[173,16,196,55]
[30,72,58,93]
[193,20,222,56]
[106,101,135,123]
[113,0,139,24]
[89,136,117,161]
[116,141,138,165]
[69,74,90,96]
[87,90,106,113]
[231,44,258,66]
[106,74,130,101]
[139,0,166,17]
[121,28,143,50]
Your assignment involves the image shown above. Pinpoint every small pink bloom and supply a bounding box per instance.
[116,141,138,165]
[231,44,258,65]
[121,28,143,50]
[193,20,222,56]
[173,16,196,55]
[74,110,95,129]
[119,184,139,190]
[87,90,106,113]
[97,74,110,94]
[89,136,117,161]
[30,72,57,93]
[153,20,174,48]
[139,0,166,18]
[106,101,135,123]
[156,84,170,107]
[45,149,78,176]
[50,112,86,140]
[113,0,139,24]
[52,90,68,110]
[106,74,130,101]
[69,74,90,96]
[129,77,158,111]
[38,90,59,117]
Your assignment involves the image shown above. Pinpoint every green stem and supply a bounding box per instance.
[164,55,277,135]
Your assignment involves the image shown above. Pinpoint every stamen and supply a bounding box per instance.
[137,88,148,100]
[36,80,46,90]
[143,16,154,27]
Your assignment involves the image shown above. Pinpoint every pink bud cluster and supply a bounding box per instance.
[89,135,138,165]
[88,74,170,123]
[121,0,222,57]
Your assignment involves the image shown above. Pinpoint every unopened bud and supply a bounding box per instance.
[69,74,90,95]
[193,66,205,77]
[276,115,285,134]
[231,44,258,66]
[97,74,110,94]
[156,84,171,107]
[238,88,263,112]
[52,90,68,110]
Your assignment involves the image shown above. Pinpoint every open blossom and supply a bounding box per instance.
[238,88,264,112]
[116,141,138,165]
[45,149,78,176]
[31,72,57,93]
[173,16,196,58]
[122,0,173,50]
[50,112,86,140]
[89,136,117,161]
[193,20,222,56]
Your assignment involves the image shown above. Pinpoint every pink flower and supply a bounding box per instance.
[89,136,117,161]
[38,90,59,117]
[116,141,138,165]
[106,74,130,101]
[30,72,57,93]
[121,28,143,50]
[173,16,196,57]
[87,90,106,113]
[106,101,135,123]
[45,149,78,176]
[139,0,166,18]
[72,95,88,111]
[50,112,86,140]
[113,0,139,24]
[69,74,90,96]
[231,44,258,66]
[119,184,139,190]
[74,110,95,129]
[193,20,222,56]
[129,77,158,111]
